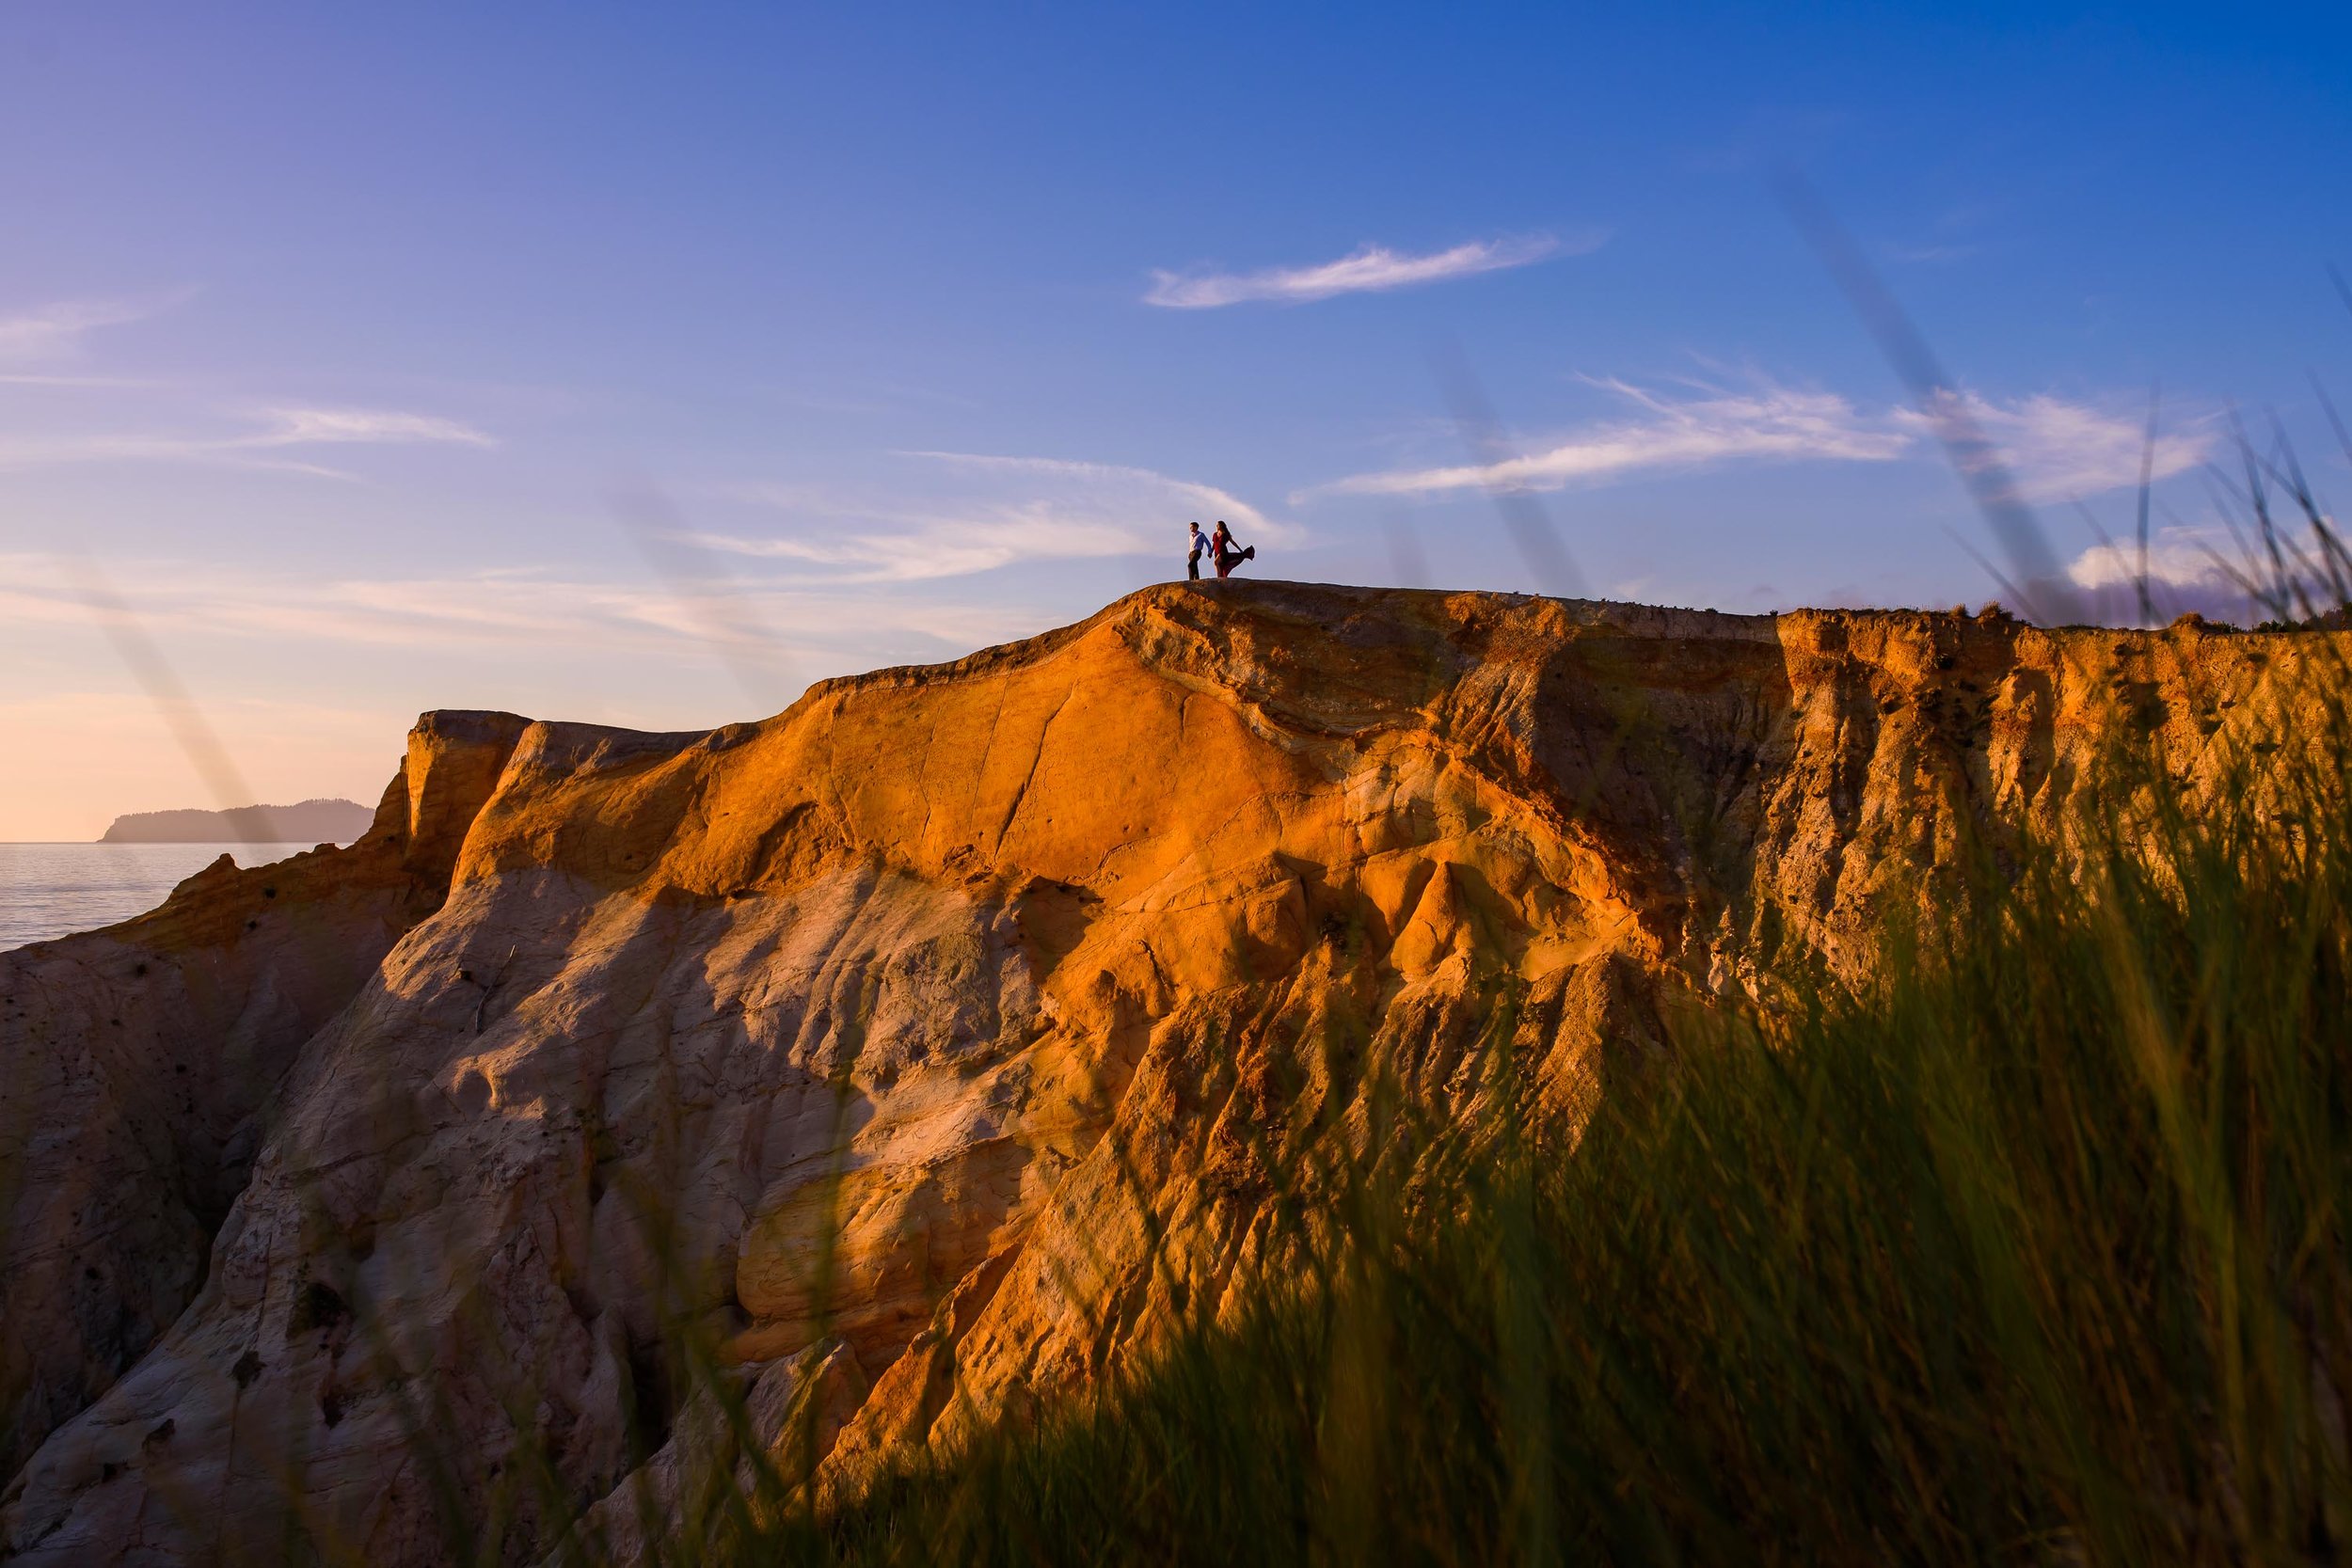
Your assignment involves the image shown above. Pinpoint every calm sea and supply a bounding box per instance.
[0,842,346,953]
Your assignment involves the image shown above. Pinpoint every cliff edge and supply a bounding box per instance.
[0,582,2331,1562]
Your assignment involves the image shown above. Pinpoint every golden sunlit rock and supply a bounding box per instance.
[0,582,2329,1562]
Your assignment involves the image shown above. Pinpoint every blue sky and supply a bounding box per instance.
[3,2,2348,837]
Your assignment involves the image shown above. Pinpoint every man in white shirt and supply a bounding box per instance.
[1187,521,1207,580]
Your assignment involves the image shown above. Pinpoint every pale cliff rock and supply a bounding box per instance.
[0,712,530,1489]
[0,584,2330,1563]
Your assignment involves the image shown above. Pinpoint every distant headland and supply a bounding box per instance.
[96,798,374,844]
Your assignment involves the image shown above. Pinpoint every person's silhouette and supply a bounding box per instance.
[1211,520,1255,580]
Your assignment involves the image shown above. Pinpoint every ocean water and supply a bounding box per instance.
[0,842,344,953]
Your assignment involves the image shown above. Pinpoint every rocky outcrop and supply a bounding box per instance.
[0,715,529,1491]
[0,584,2331,1563]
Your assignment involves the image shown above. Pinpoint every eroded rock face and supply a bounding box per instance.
[0,584,2328,1563]
[0,711,530,1488]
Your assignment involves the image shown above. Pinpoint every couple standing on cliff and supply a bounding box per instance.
[1186,520,1255,581]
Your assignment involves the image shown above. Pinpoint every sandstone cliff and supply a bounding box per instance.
[0,582,2328,1563]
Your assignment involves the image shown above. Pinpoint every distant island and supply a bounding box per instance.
[97,798,374,845]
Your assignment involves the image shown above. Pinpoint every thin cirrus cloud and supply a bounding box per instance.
[243,407,496,449]
[679,452,1296,583]
[0,291,491,469]
[0,553,1033,662]
[1306,377,1911,499]
[674,517,1133,584]
[1894,391,2210,505]
[899,451,1292,538]
[0,404,496,476]
[1143,231,1597,309]
[1306,375,2215,505]
[0,293,187,363]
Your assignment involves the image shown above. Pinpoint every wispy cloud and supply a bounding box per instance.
[0,287,491,472]
[1144,232,1595,309]
[1309,375,2217,506]
[0,295,180,362]
[0,554,1033,660]
[685,452,1298,582]
[1894,391,2211,503]
[245,406,496,448]
[0,372,170,388]
[0,433,354,479]
[900,451,1287,537]
[0,404,495,475]
[677,517,1136,583]
[1307,375,1910,499]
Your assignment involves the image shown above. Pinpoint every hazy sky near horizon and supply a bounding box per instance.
[3,2,2349,839]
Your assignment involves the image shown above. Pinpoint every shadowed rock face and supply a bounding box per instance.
[0,583,2328,1563]
[0,712,531,1489]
